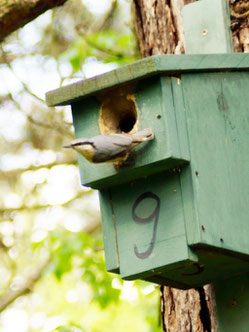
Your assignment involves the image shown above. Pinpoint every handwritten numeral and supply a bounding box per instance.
[132,192,160,259]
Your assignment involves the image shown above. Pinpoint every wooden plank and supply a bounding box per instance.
[46,54,249,106]
[110,171,197,280]
[98,190,119,273]
[121,235,195,280]
[155,53,249,72]
[160,76,181,158]
[179,166,200,246]
[215,274,249,332]
[183,0,233,54]
[159,247,249,288]
[171,76,200,246]
[171,77,190,160]
[182,71,249,257]
[145,274,192,289]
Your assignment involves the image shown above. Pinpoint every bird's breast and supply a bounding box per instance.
[75,146,95,162]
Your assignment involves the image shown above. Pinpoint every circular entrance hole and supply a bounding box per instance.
[119,112,136,133]
[99,94,138,134]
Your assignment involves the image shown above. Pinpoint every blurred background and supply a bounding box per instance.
[0,0,162,331]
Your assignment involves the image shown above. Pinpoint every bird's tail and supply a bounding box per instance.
[131,128,154,143]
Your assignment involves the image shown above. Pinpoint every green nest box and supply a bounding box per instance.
[46,54,249,289]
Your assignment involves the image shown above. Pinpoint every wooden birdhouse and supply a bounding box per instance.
[46,53,249,289]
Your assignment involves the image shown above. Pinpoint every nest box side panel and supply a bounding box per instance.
[182,71,249,257]
[110,170,198,283]
[98,190,119,273]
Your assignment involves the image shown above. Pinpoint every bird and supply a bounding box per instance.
[63,128,154,165]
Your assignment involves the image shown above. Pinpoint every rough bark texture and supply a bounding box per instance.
[133,0,248,331]
[0,0,68,42]
[230,0,249,52]
[160,286,218,332]
[133,0,249,57]
[132,0,195,56]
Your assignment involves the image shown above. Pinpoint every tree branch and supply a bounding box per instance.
[0,259,50,313]
[0,59,74,139]
[0,0,68,42]
[0,45,45,103]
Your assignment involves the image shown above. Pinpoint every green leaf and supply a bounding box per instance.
[53,324,85,332]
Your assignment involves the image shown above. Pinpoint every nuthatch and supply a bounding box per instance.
[64,128,154,164]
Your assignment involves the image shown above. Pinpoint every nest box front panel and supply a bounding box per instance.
[71,76,189,189]
[109,170,197,283]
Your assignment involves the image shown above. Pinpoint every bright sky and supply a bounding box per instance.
[84,0,111,15]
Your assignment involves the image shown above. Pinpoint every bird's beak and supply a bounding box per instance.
[63,145,72,148]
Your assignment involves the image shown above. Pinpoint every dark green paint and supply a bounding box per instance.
[46,54,249,288]
[182,72,249,256]
[104,71,249,287]
[110,170,197,284]
[215,275,249,331]
[71,76,189,189]
[98,190,119,273]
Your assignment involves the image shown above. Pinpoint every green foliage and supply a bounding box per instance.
[53,324,85,332]
[63,30,138,72]
[86,30,137,63]
[49,229,121,308]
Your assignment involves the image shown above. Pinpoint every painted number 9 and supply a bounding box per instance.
[132,192,160,259]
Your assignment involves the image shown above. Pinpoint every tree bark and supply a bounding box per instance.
[0,0,68,42]
[132,0,194,56]
[132,0,248,331]
[230,0,249,52]
[133,0,249,57]
[160,285,219,332]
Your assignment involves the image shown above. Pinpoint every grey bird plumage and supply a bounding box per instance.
[64,128,154,164]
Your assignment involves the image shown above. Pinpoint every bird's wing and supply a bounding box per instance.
[92,134,133,162]
[95,134,132,152]
[109,134,133,147]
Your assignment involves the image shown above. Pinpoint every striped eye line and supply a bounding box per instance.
[72,142,94,147]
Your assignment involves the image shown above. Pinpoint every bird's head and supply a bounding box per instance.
[64,139,95,162]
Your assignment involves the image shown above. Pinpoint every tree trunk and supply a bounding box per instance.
[132,0,249,331]
[0,0,68,42]
[133,0,249,57]
[230,1,249,52]
[133,0,194,56]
